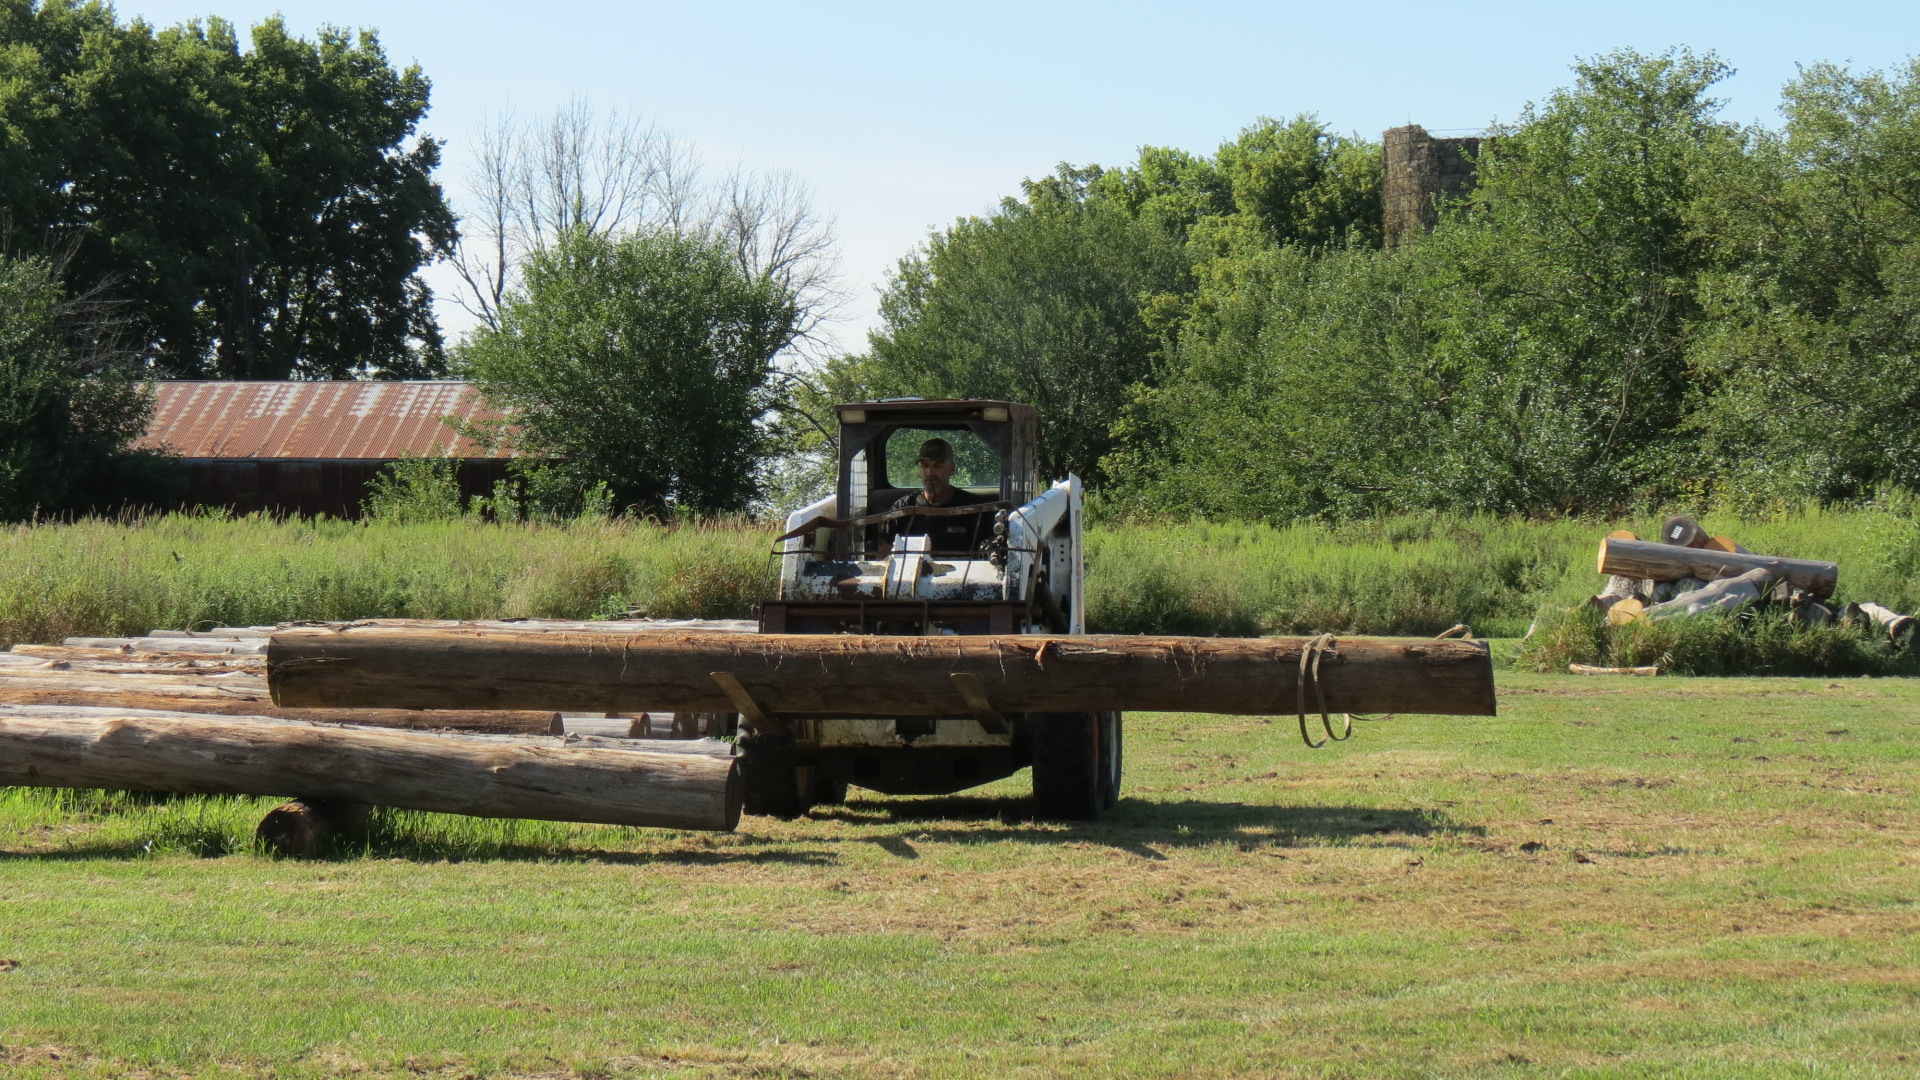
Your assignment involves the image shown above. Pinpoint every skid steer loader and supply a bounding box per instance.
[740,398,1120,820]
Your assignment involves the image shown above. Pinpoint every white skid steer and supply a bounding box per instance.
[747,398,1120,819]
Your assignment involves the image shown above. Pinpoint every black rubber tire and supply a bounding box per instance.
[1101,712,1124,810]
[738,730,802,819]
[1030,712,1104,821]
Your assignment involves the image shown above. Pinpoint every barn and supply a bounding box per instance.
[133,381,519,518]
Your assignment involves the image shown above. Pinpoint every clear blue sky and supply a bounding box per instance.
[124,1,1920,353]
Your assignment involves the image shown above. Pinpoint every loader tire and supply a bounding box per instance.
[738,729,802,819]
[1030,712,1112,821]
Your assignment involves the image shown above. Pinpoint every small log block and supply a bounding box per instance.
[1605,529,1640,541]
[1598,538,1837,598]
[1590,575,1649,614]
[1643,568,1775,621]
[1568,663,1661,676]
[1606,598,1646,625]
[1658,514,1705,548]
[257,799,371,858]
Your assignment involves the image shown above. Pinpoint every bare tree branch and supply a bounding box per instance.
[447,101,842,355]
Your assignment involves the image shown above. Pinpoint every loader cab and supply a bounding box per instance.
[832,399,1040,557]
[756,398,1113,821]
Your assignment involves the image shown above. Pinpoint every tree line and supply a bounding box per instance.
[842,48,1920,521]
[6,11,1917,525]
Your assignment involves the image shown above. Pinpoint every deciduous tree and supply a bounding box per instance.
[458,229,798,515]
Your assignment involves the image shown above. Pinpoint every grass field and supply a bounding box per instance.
[7,503,1920,646]
[4,670,1918,1078]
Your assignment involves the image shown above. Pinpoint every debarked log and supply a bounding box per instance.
[266,629,1499,718]
[1642,567,1775,621]
[1849,602,1916,641]
[0,671,561,734]
[1598,537,1837,597]
[1569,663,1662,676]
[0,711,741,831]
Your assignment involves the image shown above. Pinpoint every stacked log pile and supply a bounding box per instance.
[1584,518,1914,643]
[0,620,754,851]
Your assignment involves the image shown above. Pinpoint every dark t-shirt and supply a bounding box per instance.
[887,487,994,554]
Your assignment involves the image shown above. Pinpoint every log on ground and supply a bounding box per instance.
[1642,568,1775,621]
[0,676,560,734]
[267,629,1498,718]
[1850,602,1916,641]
[0,711,739,831]
[257,798,370,858]
[1569,663,1662,676]
[1597,537,1837,597]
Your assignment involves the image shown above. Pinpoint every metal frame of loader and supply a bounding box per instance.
[736,399,1122,820]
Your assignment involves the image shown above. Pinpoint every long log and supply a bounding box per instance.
[266,629,1498,718]
[0,705,722,755]
[64,637,268,655]
[0,711,741,831]
[0,690,562,733]
[6,644,265,665]
[1598,537,1837,597]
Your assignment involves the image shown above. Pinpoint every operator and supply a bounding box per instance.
[887,438,994,554]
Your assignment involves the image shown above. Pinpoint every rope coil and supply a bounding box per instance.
[1295,633,1394,749]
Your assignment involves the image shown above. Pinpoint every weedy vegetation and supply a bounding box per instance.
[5,502,1920,651]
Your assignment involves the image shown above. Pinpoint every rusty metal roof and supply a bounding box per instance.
[134,381,518,460]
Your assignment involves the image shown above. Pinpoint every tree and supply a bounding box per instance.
[1689,58,1920,505]
[1104,49,1748,519]
[0,4,454,378]
[0,253,170,518]
[863,165,1191,482]
[458,228,798,515]
[450,100,838,351]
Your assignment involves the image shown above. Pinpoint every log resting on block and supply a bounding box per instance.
[1642,567,1775,621]
[267,629,1499,718]
[0,710,741,832]
[1598,537,1837,597]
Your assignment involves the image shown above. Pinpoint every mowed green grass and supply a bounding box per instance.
[2,672,1918,1079]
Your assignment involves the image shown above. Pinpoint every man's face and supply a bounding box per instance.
[917,457,956,489]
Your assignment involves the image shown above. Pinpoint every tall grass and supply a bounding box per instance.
[0,512,775,646]
[4,504,1919,647]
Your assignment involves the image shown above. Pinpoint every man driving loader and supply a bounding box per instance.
[885,437,994,554]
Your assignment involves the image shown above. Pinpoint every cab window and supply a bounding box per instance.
[884,428,1000,490]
